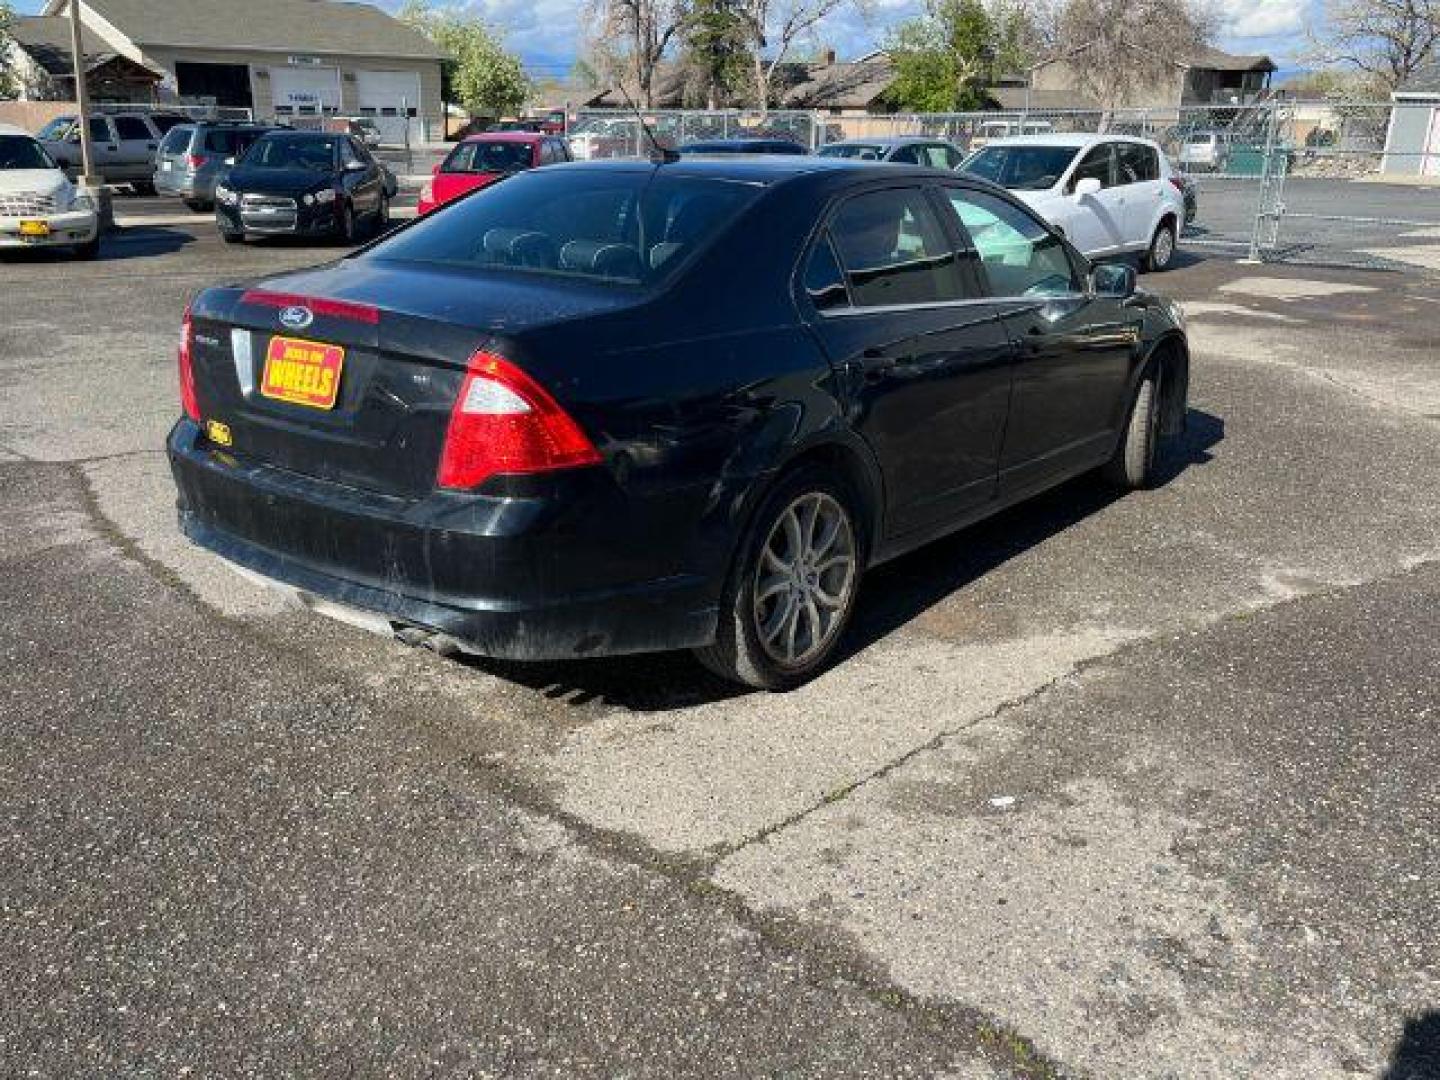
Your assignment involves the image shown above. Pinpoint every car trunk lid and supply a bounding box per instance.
[186,260,638,499]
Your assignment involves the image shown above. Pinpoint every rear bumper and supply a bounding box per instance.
[167,420,719,660]
[154,170,212,199]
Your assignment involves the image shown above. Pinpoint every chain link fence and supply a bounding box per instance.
[569,101,1440,272]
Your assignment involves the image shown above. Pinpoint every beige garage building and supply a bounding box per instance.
[39,0,446,143]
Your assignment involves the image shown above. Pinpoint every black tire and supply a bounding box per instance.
[1103,367,1161,489]
[1142,219,1177,272]
[131,181,156,196]
[373,194,390,235]
[184,199,211,213]
[337,200,356,244]
[221,230,245,245]
[72,236,100,260]
[694,465,865,690]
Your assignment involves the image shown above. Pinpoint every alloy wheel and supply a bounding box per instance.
[751,492,857,667]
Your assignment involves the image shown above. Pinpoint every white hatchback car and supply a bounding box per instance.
[0,123,100,258]
[961,134,1185,271]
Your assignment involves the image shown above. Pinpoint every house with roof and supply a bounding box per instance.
[1027,47,1277,111]
[5,15,164,103]
[28,0,446,142]
[1381,59,1440,177]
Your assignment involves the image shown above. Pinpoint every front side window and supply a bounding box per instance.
[944,188,1077,298]
[88,118,113,144]
[829,187,963,308]
[1069,144,1115,190]
[114,116,153,141]
[367,170,762,286]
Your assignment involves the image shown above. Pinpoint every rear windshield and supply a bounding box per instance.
[0,135,56,171]
[961,145,1080,190]
[160,126,194,154]
[817,143,885,160]
[443,140,534,174]
[241,135,337,171]
[366,169,762,286]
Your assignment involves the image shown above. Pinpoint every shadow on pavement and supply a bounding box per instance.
[463,407,1224,711]
[0,227,196,263]
[1382,1012,1440,1080]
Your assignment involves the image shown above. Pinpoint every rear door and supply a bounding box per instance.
[112,114,160,179]
[939,184,1138,494]
[803,183,1014,537]
[1114,140,1163,249]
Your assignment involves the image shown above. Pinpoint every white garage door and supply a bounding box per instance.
[356,70,422,145]
[271,66,340,127]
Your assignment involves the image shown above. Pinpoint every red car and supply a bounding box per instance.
[418,132,572,215]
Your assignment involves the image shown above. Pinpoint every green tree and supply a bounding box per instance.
[887,0,1033,112]
[0,2,18,100]
[400,0,530,117]
[680,0,750,107]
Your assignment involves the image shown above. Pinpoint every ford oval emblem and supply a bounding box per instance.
[279,305,314,330]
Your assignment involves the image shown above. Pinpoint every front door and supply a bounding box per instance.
[939,184,1139,495]
[1063,142,1125,255]
[803,184,1014,538]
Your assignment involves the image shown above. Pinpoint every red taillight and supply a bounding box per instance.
[184,153,204,170]
[437,351,601,490]
[178,303,200,422]
[239,289,380,325]
[1169,176,1186,193]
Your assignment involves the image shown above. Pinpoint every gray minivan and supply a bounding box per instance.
[154,123,276,210]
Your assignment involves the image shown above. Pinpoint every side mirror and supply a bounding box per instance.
[1090,262,1136,299]
[1073,176,1102,199]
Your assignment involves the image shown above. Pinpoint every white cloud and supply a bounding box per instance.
[1212,0,1309,39]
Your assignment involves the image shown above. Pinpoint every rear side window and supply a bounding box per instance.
[88,118,113,143]
[1115,142,1159,184]
[828,187,963,308]
[944,188,1077,298]
[1070,144,1115,190]
[803,235,848,311]
[889,145,921,165]
[160,126,194,154]
[367,170,762,286]
[114,116,153,141]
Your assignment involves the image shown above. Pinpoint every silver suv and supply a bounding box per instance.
[154,122,276,211]
[37,112,189,191]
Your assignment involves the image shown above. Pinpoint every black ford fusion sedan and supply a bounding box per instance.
[214,130,392,244]
[169,156,1189,689]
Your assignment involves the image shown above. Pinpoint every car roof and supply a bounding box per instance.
[543,155,1002,188]
[825,136,948,147]
[979,132,1160,149]
[462,130,545,144]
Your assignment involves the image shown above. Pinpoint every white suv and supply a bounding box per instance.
[0,124,100,259]
[961,134,1186,271]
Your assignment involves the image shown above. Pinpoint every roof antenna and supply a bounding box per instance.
[616,83,679,164]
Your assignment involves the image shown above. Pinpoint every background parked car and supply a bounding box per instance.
[154,122,278,211]
[816,136,966,168]
[418,131,570,215]
[214,131,392,244]
[1178,129,1230,173]
[328,116,383,149]
[970,118,1053,149]
[37,112,188,191]
[0,123,99,258]
[961,134,1186,270]
[679,138,808,155]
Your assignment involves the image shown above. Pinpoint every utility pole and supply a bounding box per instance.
[66,0,112,229]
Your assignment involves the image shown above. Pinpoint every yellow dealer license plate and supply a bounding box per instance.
[19,220,50,238]
[261,336,345,410]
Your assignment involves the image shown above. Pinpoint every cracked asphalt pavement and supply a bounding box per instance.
[1,223,1437,1078]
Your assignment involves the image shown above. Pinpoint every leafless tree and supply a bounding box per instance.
[590,0,690,106]
[1307,0,1440,92]
[735,0,860,115]
[1051,0,1215,113]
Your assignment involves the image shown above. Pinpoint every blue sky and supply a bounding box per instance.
[13,0,1317,81]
